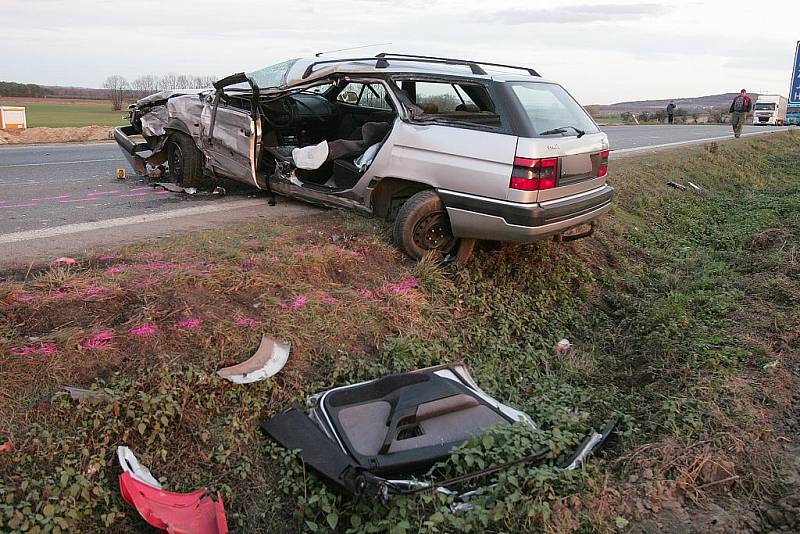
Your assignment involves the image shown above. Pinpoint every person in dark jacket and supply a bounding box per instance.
[666,102,676,124]
[729,89,752,138]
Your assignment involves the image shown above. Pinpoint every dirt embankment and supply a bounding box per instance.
[0,125,113,145]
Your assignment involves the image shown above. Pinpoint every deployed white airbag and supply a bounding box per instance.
[292,141,329,170]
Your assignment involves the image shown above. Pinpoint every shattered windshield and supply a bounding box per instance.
[247,59,300,89]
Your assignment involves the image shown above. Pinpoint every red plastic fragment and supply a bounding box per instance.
[119,472,228,534]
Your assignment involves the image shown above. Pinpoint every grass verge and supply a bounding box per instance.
[1,132,798,532]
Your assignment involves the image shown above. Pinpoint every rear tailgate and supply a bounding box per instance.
[510,132,609,202]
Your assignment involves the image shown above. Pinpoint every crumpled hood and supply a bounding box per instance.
[136,88,207,106]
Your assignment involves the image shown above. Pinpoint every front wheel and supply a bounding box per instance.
[392,189,474,263]
[167,132,206,188]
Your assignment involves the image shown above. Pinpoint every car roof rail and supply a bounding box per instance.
[301,54,540,79]
[375,53,540,77]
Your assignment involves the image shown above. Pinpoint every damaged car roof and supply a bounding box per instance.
[246,55,549,91]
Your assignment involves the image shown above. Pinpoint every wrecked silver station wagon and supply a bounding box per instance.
[115,54,613,260]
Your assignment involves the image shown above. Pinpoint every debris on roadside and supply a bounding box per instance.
[0,440,14,453]
[64,386,114,403]
[212,186,226,196]
[119,472,228,534]
[556,338,573,355]
[687,181,702,192]
[52,257,77,266]
[118,446,162,488]
[153,182,197,195]
[666,181,687,191]
[116,168,126,180]
[261,363,616,501]
[763,360,779,369]
[217,335,290,384]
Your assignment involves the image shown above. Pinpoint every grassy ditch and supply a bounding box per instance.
[1,133,799,532]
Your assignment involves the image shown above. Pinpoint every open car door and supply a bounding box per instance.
[200,73,262,189]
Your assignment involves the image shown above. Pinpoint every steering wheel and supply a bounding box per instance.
[262,98,294,128]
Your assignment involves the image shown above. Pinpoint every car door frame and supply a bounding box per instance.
[201,73,263,189]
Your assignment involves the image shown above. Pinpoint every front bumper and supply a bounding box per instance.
[439,185,614,242]
[114,125,150,176]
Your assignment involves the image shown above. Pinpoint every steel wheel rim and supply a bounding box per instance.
[169,144,184,184]
[412,211,455,252]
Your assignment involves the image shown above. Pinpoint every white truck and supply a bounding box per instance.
[752,94,788,125]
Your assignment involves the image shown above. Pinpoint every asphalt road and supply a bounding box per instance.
[604,123,786,152]
[0,123,790,266]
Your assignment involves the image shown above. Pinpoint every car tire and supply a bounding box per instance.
[167,132,206,188]
[393,189,474,263]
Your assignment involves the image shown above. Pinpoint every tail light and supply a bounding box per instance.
[510,157,558,191]
[598,150,609,178]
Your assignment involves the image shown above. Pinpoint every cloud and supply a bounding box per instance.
[487,3,664,24]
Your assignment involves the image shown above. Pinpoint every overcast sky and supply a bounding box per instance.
[2,0,799,104]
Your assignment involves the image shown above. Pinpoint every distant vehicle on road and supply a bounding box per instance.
[752,94,787,126]
[115,53,612,261]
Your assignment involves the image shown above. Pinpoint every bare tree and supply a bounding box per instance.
[102,75,129,111]
[131,74,159,98]
[192,75,216,88]
[158,73,180,91]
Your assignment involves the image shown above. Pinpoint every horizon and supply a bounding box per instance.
[2,0,799,105]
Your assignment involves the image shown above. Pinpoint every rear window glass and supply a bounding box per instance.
[510,82,599,136]
[401,80,501,128]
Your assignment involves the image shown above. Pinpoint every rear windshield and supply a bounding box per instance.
[510,82,599,136]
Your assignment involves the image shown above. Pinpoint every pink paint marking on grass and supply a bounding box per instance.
[280,295,308,311]
[106,265,126,274]
[96,254,118,261]
[136,275,158,289]
[15,294,35,303]
[9,343,59,357]
[136,251,164,260]
[176,250,192,257]
[48,289,71,300]
[142,261,173,272]
[382,277,419,295]
[357,289,374,299]
[234,317,258,327]
[320,295,337,305]
[175,318,202,330]
[82,287,108,298]
[130,323,158,337]
[81,331,114,350]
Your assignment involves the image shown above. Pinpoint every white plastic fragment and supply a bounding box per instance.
[117,446,162,488]
[216,335,290,384]
[556,339,572,354]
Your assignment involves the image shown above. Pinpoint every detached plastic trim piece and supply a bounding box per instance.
[217,336,290,384]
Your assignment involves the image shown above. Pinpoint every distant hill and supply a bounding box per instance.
[593,92,763,113]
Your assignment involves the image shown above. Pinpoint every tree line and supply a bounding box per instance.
[0,81,52,98]
[103,74,217,110]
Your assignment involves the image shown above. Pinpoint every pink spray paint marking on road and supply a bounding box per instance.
[30,195,70,201]
[119,192,151,198]
[130,323,158,337]
[81,331,114,350]
[0,203,39,209]
[86,191,119,197]
[175,318,202,330]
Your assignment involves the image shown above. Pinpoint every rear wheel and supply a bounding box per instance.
[393,189,475,263]
[167,132,206,188]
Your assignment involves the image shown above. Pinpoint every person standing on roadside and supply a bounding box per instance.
[666,101,676,124]
[729,89,752,138]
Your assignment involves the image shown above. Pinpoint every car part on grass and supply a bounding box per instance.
[217,335,290,384]
[118,446,162,488]
[666,181,687,191]
[560,418,617,470]
[119,471,228,534]
[64,386,114,403]
[262,363,615,501]
[687,181,702,192]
